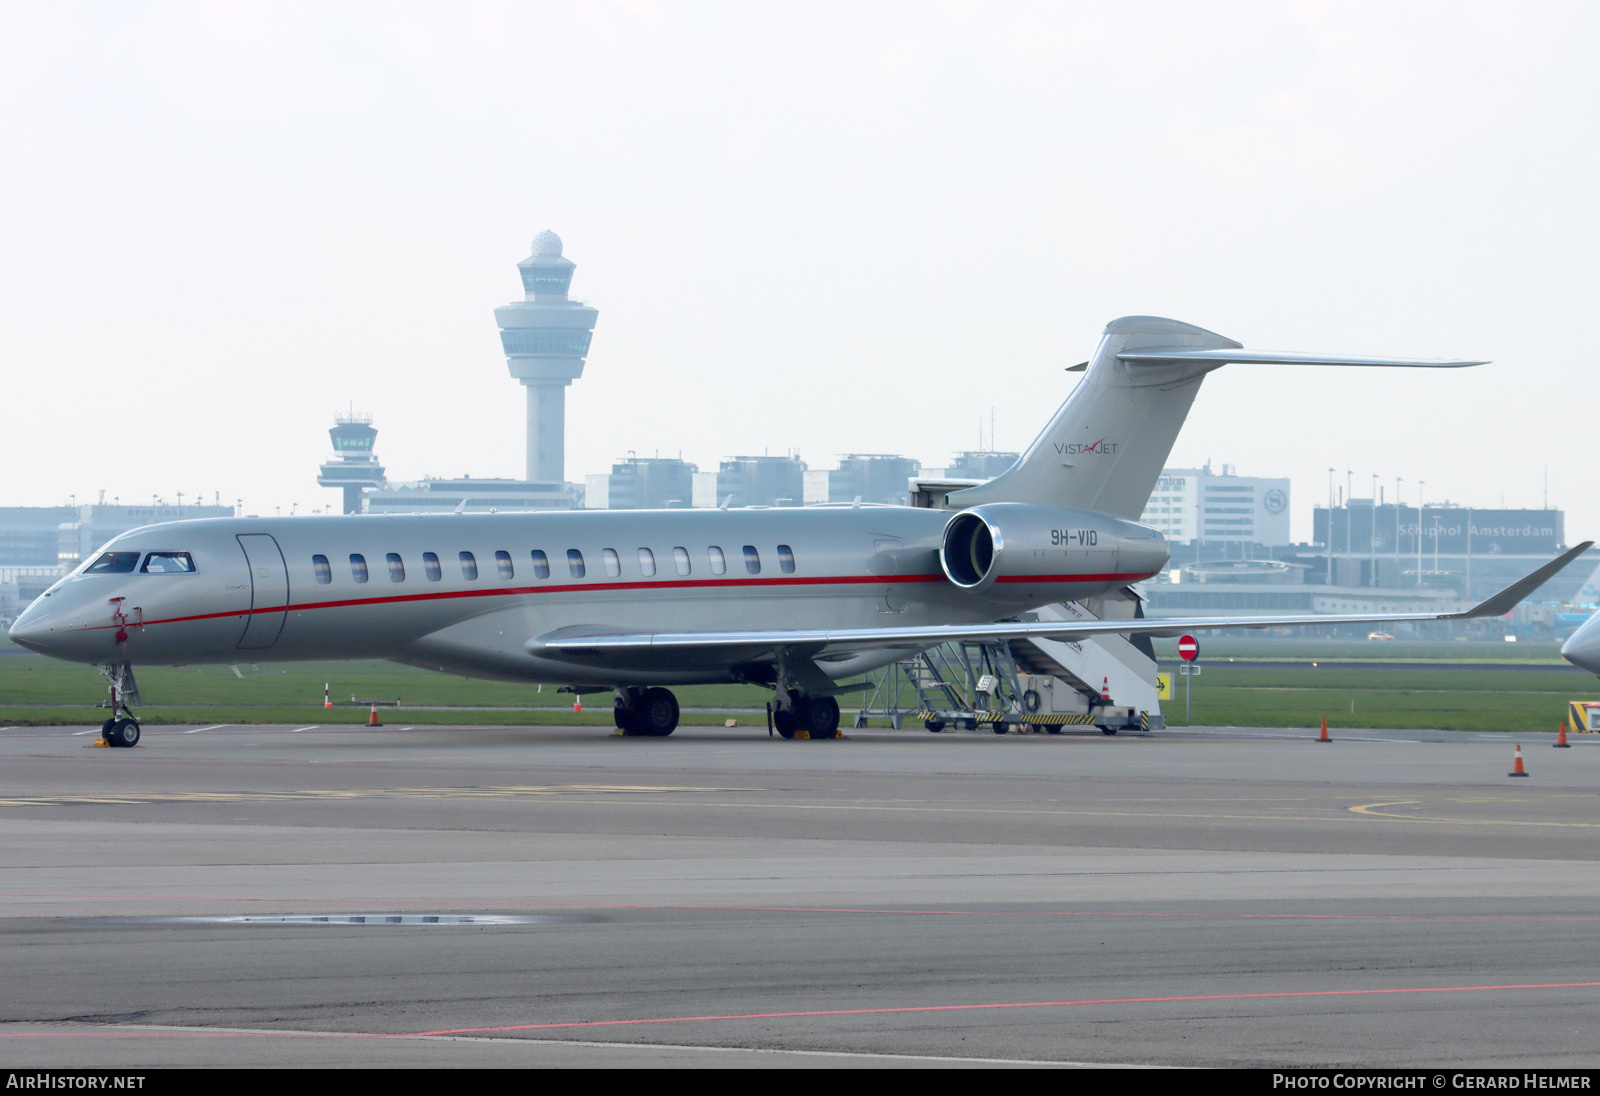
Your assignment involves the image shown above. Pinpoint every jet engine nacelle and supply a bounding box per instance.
[940,503,1169,602]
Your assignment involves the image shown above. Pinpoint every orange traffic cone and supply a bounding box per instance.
[573,697,582,713]
[1316,716,1331,744]
[368,702,382,727]
[1555,721,1571,749]
[1508,744,1528,777]
[1100,677,1111,702]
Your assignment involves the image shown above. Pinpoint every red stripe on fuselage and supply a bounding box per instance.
[85,570,1159,633]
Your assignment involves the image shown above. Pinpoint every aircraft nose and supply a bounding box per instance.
[7,603,51,654]
[1561,613,1600,676]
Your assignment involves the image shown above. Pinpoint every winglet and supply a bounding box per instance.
[1449,541,1594,619]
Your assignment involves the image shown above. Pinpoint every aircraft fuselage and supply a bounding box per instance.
[11,506,1167,687]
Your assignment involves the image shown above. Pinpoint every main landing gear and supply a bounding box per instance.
[771,694,841,740]
[613,687,680,737]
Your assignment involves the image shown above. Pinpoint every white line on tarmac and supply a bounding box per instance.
[184,725,228,734]
[288,726,318,733]
[16,1023,1158,1067]
[508,1036,1163,1067]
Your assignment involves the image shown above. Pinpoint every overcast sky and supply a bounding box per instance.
[2,1,1595,543]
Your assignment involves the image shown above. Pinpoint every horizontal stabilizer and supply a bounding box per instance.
[1116,348,1486,368]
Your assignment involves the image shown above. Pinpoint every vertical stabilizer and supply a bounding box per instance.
[950,316,1483,519]
[950,316,1238,518]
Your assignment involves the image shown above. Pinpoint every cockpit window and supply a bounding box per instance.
[141,552,196,574]
[85,552,141,574]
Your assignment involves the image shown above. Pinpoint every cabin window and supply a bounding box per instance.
[459,551,478,581]
[743,545,761,574]
[530,550,550,579]
[673,547,691,576]
[602,548,620,578]
[496,550,514,580]
[312,555,332,584]
[777,544,796,573]
[85,552,140,574]
[708,546,726,575]
[567,549,586,578]
[386,553,405,582]
[141,552,196,574]
[423,552,441,582]
[637,548,656,577]
[350,554,369,583]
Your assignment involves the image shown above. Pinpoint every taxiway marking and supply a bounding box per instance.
[1349,798,1600,827]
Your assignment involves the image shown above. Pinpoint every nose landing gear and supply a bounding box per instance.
[95,662,142,748]
[102,718,141,748]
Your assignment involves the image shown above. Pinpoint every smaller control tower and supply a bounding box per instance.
[316,412,386,514]
[495,231,599,485]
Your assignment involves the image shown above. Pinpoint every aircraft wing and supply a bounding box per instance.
[530,543,1592,661]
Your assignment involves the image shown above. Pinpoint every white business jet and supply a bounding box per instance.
[12,316,1587,746]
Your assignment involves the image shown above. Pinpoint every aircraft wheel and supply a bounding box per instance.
[101,718,116,742]
[924,719,945,733]
[639,688,679,737]
[108,719,140,748]
[773,707,797,739]
[800,696,839,740]
[992,723,1008,735]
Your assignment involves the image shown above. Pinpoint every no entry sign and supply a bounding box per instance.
[1177,634,1199,662]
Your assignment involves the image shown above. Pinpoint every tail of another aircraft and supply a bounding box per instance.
[948,316,1483,519]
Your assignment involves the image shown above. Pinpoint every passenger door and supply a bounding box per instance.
[236,533,289,649]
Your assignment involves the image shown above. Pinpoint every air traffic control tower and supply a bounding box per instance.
[316,412,386,514]
[495,230,599,485]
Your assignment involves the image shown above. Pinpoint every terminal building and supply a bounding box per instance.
[1138,463,1290,554]
[692,455,807,508]
[586,456,696,510]
[804,454,922,506]
[364,477,579,514]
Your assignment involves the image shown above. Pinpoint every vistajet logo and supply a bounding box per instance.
[1056,438,1119,456]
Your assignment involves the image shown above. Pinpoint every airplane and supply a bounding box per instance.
[1562,610,1600,676]
[9,315,1590,747]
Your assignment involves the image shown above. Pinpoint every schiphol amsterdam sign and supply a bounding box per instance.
[1323,508,1565,555]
